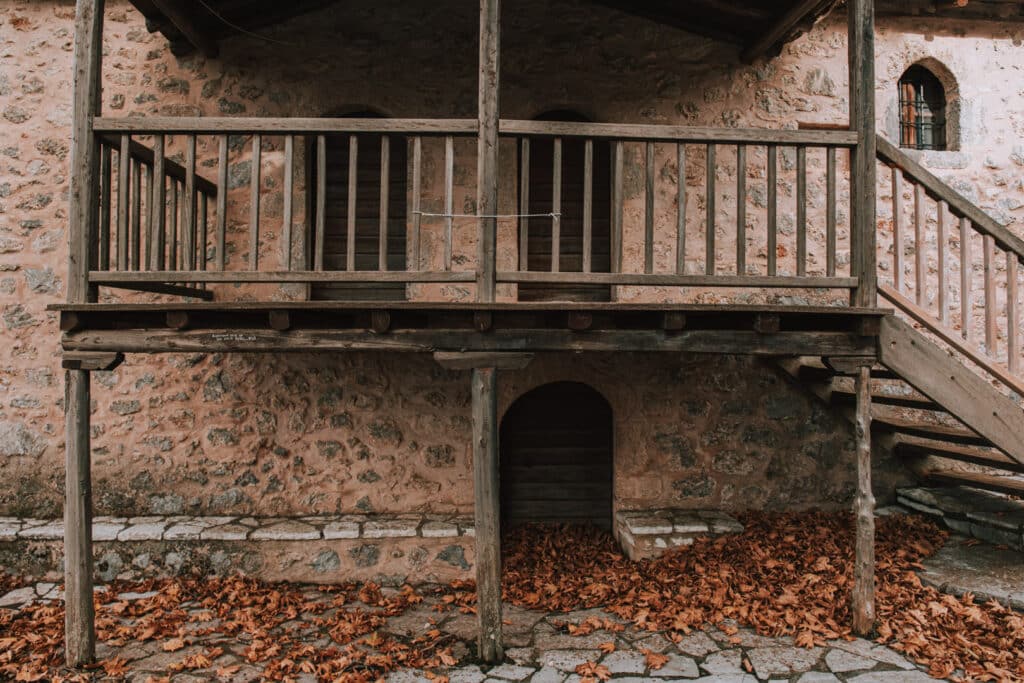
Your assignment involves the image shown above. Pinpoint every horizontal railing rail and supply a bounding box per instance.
[877,136,1024,395]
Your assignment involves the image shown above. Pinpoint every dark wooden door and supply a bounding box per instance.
[500,382,613,529]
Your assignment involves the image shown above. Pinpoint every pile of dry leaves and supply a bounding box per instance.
[1,511,1022,682]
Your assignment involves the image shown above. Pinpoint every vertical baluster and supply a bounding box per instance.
[914,183,926,306]
[117,135,130,270]
[736,145,746,276]
[643,141,655,274]
[283,134,294,271]
[378,136,389,271]
[151,136,165,271]
[705,144,716,276]
[198,194,208,271]
[961,216,972,341]
[892,168,904,293]
[984,234,997,354]
[519,138,530,271]
[130,159,141,270]
[551,137,562,273]
[937,200,949,325]
[676,144,686,275]
[1008,253,1019,374]
[583,139,593,274]
[183,135,196,271]
[410,136,421,271]
[98,145,111,271]
[143,163,153,270]
[767,145,777,277]
[216,135,227,271]
[796,146,807,277]
[612,141,624,273]
[169,181,178,270]
[314,135,327,271]
[347,134,359,272]
[444,135,454,271]
[826,147,837,277]
[249,134,261,270]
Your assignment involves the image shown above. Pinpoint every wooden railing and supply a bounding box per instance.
[877,137,1024,396]
[83,116,864,302]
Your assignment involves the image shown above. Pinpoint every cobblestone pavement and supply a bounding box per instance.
[0,581,946,682]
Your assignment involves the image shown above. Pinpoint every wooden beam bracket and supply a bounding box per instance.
[269,310,291,332]
[62,351,124,372]
[663,312,687,333]
[567,312,594,331]
[753,313,781,334]
[371,311,392,334]
[474,311,494,333]
[824,355,877,375]
[434,352,534,371]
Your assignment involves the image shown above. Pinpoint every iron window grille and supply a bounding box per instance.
[899,65,947,151]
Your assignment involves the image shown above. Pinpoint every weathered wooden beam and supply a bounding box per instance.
[473,311,494,333]
[742,0,837,62]
[61,312,82,333]
[476,0,500,302]
[62,351,124,371]
[148,0,219,57]
[567,312,594,331]
[434,352,535,371]
[166,311,190,330]
[471,365,502,663]
[848,0,877,307]
[371,311,392,334]
[753,313,781,334]
[663,312,687,332]
[268,310,291,332]
[64,370,94,667]
[823,355,877,374]
[68,0,105,305]
[852,364,875,635]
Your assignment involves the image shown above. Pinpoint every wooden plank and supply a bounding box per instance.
[411,136,422,271]
[183,135,196,271]
[612,141,624,273]
[1009,253,1020,375]
[519,138,530,271]
[849,0,877,307]
[95,116,478,136]
[677,144,686,275]
[64,369,94,667]
[914,182,925,306]
[98,144,111,271]
[61,351,123,371]
[645,141,655,274]
[878,312,1024,465]
[378,136,389,272]
[706,144,716,275]
[551,138,562,274]
[852,364,875,636]
[472,365,503,664]
[117,135,130,271]
[283,135,294,271]
[826,146,837,277]
[583,139,593,273]
[924,470,1024,498]
[371,310,391,334]
[961,216,972,341]
[214,136,227,271]
[937,200,948,324]
[984,234,997,354]
[92,270,478,284]
[896,439,1024,474]
[878,137,1024,259]
[444,135,454,271]
[434,352,534,370]
[249,134,261,270]
[767,145,778,276]
[347,134,358,272]
[68,0,104,305]
[796,145,807,277]
[499,271,857,288]
[151,136,166,271]
[499,119,859,146]
[736,145,746,276]
[872,415,988,446]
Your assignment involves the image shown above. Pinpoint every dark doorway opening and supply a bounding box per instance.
[500,382,613,530]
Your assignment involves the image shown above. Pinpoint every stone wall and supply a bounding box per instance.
[0,0,1020,520]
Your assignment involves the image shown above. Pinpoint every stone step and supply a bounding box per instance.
[896,486,1024,551]
[614,509,744,561]
[924,470,1024,498]
[895,438,1024,474]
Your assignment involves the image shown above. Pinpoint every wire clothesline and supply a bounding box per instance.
[413,211,562,219]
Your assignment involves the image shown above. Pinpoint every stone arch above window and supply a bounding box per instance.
[897,59,960,152]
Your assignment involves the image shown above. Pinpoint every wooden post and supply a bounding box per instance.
[476,0,500,302]
[68,0,105,303]
[852,364,875,635]
[472,366,502,662]
[64,369,94,667]
[848,0,877,307]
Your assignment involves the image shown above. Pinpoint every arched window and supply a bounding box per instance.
[519,110,612,302]
[899,65,947,151]
[311,110,408,301]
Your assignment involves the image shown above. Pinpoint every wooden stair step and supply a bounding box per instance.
[923,470,1024,497]
[872,416,989,446]
[796,364,899,383]
[831,388,940,411]
[895,438,1024,474]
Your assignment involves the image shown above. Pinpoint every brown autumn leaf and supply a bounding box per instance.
[642,649,669,670]
[598,641,616,654]
[161,638,185,653]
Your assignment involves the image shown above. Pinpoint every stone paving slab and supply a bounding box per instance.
[918,533,1024,611]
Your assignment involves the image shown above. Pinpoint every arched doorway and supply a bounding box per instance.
[500,382,613,529]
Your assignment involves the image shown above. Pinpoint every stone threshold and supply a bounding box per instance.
[614,510,744,561]
[896,486,1024,551]
[0,514,475,544]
